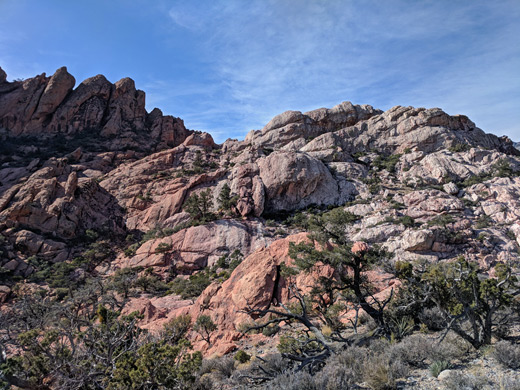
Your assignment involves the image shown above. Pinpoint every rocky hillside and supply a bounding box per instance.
[1,67,520,388]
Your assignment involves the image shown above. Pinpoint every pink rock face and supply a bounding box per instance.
[230,163,265,217]
[403,189,464,220]
[2,65,520,360]
[257,150,346,212]
[183,132,216,148]
[121,295,192,329]
[246,102,382,149]
[352,241,369,253]
[0,158,125,241]
[117,219,272,273]
[0,67,191,154]
[149,234,397,356]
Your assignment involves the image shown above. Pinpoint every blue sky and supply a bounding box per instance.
[1,0,519,143]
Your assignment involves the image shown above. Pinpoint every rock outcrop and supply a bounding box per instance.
[0,67,191,167]
[117,219,272,273]
[1,66,520,359]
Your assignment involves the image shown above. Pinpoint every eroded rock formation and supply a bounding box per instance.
[1,66,520,357]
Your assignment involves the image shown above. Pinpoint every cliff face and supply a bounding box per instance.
[1,66,520,354]
[0,67,190,168]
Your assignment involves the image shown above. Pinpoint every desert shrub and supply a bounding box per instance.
[29,256,88,288]
[239,353,291,388]
[262,324,280,337]
[136,191,153,202]
[322,346,366,385]
[54,287,69,301]
[284,212,310,229]
[140,227,176,243]
[449,143,470,153]
[184,189,216,223]
[443,372,489,390]
[427,214,454,227]
[395,257,517,349]
[397,215,415,227]
[261,370,320,390]
[162,314,191,343]
[124,242,139,257]
[217,183,238,215]
[154,242,172,253]
[461,173,489,187]
[491,158,515,178]
[211,356,236,380]
[418,307,446,331]
[429,360,450,378]
[363,353,409,390]
[234,350,251,364]
[492,341,520,369]
[373,153,402,173]
[216,249,243,272]
[389,316,414,341]
[432,334,472,362]
[497,375,520,390]
[463,198,479,208]
[108,267,141,298]
[170,272,211,299]
[194,315,217,343]
[388,334,432,368]
[475,214,492,229]
[134,273,169,294]
[390,201,405,210]
[362,175,381,194]
[84,229,99,241]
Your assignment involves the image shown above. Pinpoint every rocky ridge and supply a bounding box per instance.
[1,66,520,360]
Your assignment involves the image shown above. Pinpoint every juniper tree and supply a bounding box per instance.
[393,257,519,349]
[183,189,215,223]
[243,208,394,372]
[217,183,238,215]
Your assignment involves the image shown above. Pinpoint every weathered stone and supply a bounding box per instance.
[0,285,10,303]
[401,229,435,251]
[258,151,346,212]
[29,67,75,129]
[403,189,464,220]
[443,182,459,195]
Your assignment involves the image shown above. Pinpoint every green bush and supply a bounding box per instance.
[194,315,217,343]
[217,183,238,214]
[443,372,488,390]
[429,360,450,378]
[372,153,402,173]
[184,189,216,223]
[262,324,280,337]
[449,143,470,153]
[170,273,211,299]
[155,242,172,253]
[124,242,139,257]
[427,214,454,227]
[234,350,251,364]
[475,214,492,229]
[363,353,408,390]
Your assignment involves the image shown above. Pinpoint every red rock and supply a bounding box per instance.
[183,132,216,148]
[352,241,369,253]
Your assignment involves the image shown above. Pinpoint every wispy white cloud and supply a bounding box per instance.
[157,0,520,141]
[1,1,518,142]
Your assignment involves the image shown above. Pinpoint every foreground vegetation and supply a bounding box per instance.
[1,208,519,389]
